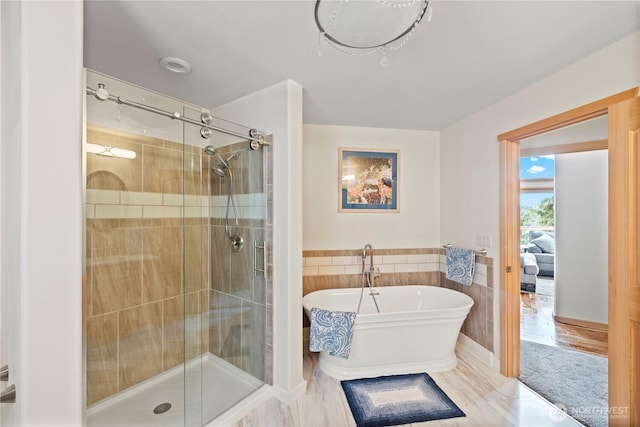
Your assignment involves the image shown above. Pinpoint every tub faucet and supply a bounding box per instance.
[362,244,380,292]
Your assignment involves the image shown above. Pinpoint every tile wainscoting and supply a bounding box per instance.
[302,248,494,354]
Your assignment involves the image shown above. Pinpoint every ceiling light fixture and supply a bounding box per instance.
[159,57,192,74]
[315,0,432,67]
[86,143,137,159]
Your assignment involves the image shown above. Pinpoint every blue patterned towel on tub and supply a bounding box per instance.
[309,307,356,359]
[446,246,475,286]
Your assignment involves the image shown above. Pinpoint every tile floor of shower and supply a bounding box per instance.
[87,353,262,427]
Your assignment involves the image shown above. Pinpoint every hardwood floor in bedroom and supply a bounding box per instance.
[520,277,608,357]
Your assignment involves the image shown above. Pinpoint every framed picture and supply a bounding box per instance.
[338,148,399,212]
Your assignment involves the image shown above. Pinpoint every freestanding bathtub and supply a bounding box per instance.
[302,285,474,380]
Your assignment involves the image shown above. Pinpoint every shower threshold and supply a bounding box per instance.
[87,353,263,427]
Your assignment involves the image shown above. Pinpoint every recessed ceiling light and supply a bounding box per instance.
[159,57,192,74]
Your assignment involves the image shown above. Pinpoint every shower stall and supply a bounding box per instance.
[84,70,273,426]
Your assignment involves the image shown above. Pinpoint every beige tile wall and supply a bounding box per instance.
[208,137,273,384]
[440,252,494,352]
[302,247,494,354]
[86,126,210,405]
[302,248,442,295]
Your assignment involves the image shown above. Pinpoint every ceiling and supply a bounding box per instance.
[84,1,640,131]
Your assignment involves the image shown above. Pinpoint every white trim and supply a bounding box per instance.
[87,353,263,415]
[205,385,273,427]
[492,354,501,371]
[319,354,457,381]
[271,380,307,405]
[456,333,494,368]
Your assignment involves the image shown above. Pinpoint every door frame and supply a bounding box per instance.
[608,96,640,426]
[497,87,638,378]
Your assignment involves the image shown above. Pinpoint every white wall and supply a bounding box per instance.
[521,116,608,150]
[555,150,608,324]
[440,31,639,362]
[86,70,204,141]
[0,1,84,425]
[0,3,19,424]
[212,81,306,402]
[303,124,440,250]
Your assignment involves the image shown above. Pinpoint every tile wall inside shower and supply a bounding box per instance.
[85,125,210,405]
[86,125,274,406]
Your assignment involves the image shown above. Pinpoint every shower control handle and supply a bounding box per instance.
[230,235,244,252]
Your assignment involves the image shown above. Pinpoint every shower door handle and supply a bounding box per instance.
[0,384,15,403]
[254,240,265,277]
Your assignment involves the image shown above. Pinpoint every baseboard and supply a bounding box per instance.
[553,315,608,332]
[205,384,273,427]
[272,379,307,405]
[456,333,494,368]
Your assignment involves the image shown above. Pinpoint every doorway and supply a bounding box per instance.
[518,127,609,356]
[498,88,636,375]
[516,125,610,426]
[498,88,638,424]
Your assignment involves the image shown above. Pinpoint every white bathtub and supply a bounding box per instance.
[302,285,474,380]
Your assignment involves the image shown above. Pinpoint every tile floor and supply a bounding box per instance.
[232,348,583,426]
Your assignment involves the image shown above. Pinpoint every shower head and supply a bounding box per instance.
[203,145,230,169]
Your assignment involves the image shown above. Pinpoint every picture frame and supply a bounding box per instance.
[338,147,399,212]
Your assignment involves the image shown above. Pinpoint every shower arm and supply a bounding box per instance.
[86,86,270,146]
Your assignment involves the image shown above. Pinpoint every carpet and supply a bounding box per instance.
[536,276,555,296]
[519,340,608,427]
[341,373,465,427]
[535,277,555,296]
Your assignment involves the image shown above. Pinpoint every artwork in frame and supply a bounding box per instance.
[339,148,399,212]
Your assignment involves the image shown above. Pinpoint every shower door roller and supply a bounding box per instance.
[249,140,261,151]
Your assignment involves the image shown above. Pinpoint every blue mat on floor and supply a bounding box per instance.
[341,373,465,427]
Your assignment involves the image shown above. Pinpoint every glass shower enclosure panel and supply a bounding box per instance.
[85,71,198,426]
[85,71,269,427]
[182,109,267,426]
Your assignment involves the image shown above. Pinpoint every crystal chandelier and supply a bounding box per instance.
[315,0,432,67]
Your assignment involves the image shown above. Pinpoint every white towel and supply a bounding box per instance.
[446,246,475,286]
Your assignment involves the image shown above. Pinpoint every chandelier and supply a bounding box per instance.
[315,0,432,67]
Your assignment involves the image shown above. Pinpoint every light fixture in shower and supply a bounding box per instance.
[315,0,432,67]
[86,143,137,159]
[159,56,192,74]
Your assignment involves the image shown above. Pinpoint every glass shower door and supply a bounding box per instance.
[85,71,201,427]
[182,109,208,427]
[85,72,270,427]
[182,109,268,426]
